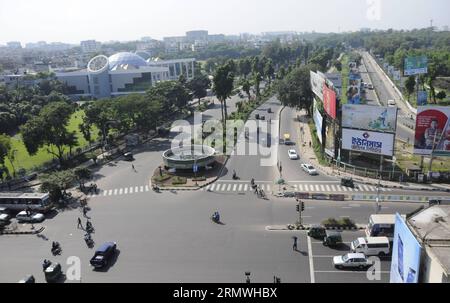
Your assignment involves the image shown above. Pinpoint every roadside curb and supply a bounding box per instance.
[0,226,45,235]
[266,225,365,231]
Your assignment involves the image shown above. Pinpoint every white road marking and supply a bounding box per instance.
[135,186,139,193]
[293,184,298,190]
[103,190,107,196]
[325,185,331,191]
[210,184,215,191]
[140,186,144,192]
[233,184,237,191]
[124,188,128,194]
[226,184,232,191]
[145,185,149,192]
[320,185,325,191]
[315,185,320,191]
[119,188,123,195]
[222,184,227,191]
[238,184,242,191]
[244,184,248,191]
[113,189,117,195]
[108,190,113,196]
[129,187,133,194]
[307,236,315,284]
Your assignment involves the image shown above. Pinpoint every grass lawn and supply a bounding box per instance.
[4,110,99,175]
[395,141,450,173]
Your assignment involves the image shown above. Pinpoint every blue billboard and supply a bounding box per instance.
[417,91,427,106]
[390,213,422,283]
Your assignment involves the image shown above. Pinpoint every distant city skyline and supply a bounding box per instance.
[0,0,449,45]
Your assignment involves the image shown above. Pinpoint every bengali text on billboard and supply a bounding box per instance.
[342,104,398,133]
[390,214,422,283]
[342,128,395,156]
[414,106,450,156]
[404,56,428,76]
[310,71,325,100]
[323,85,337,119]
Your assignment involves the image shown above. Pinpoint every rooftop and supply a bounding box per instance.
[408,205,450,275]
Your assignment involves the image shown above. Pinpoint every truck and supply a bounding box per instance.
[365,214,405,242]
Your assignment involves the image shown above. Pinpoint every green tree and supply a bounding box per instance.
[238,58,252,79]
[241,79,251,101]
[74,167,92,190]
[40,169,76,202]
[404,76,416,100]
[264,59,275,85]
[436,91,447,101]
[213,63,235,130]
[254,73,263,100]
[188,74,211,102]
[0,134,12,179]
[21,102,75,166]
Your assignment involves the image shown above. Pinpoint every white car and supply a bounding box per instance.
[16,211,45,223]
[301,163,318,175]
[367,83,374,90]
[288,149,299,160]
[388,99,396,107]
[333,253,371,270]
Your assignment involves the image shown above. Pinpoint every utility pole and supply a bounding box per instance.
[376,174,381,214]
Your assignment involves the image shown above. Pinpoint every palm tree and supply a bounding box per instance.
[213,63,235,134]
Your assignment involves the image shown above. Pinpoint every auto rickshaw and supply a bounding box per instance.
[341,177,355,188]
[307,225,326,239]
[44,262,62,283]
[323,231,343,247]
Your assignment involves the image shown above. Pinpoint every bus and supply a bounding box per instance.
[365,214,405,241]
[0,192,52,213]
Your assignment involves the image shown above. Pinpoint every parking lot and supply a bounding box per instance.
[307,231,391,283]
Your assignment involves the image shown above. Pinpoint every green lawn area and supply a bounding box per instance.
[5,110,99,175]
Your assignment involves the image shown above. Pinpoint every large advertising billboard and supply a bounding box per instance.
[390,214,421,283]
[347,72,361,105]
[404,56,428,76]
[313,99,323,144]
[310,71,325,101]
[414,106,450,157]
[342,128,395,156]
[342,105,398,133]
[323,85,337,119]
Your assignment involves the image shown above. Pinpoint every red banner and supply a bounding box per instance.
[323,85,337,119]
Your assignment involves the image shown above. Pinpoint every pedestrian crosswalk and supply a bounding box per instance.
[203,182,392,193]
[87,184,150,198]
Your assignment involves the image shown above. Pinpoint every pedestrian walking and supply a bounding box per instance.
[82,206,88,218]
[77,217,83,229]
[254,185,259,194]
[292,236,298,251]
[309,141,311,148]
[132,164,135,171]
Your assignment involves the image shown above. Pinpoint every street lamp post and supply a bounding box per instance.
[376,174,381,214]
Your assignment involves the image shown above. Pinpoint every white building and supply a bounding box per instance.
[81,40,101,53]
[7,41,22,49]
[407,204,450,283]
[54,52,195,99]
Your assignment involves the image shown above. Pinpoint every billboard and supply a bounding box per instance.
[347,77,361,105]
[417,91,427,106]
[323,85,337,119]
[404,56,428,76]
[324,118,336,158]
[325,73,342,88]
[313,99,323,144]
[342,128,395,156]
[342,105,398,133]
[414,106,450,156]
[390,214,422,283]
[310,71,325,100]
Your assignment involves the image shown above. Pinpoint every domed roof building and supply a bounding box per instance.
[108,52,148,70]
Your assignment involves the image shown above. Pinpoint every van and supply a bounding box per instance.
[351,237,390,256]
[388,99,396,107]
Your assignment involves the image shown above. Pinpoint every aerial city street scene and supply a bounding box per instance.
[0,0,449,286]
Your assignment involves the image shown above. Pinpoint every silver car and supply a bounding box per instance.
[16,211,45,223]
[333,253,371,270]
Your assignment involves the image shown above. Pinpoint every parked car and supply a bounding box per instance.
[16,211,45,223]
[90,242,117,269]
[301,163,318,175]
[333,253,371,270]
[288,149,299,160]
[388,99,396,107]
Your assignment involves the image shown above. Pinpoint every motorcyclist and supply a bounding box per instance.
[152,184,160,192]
[232,170,237,180]
[52,241,60,251]
[42,259,51,270]
[250,178,255,186]
[86,221,93,232]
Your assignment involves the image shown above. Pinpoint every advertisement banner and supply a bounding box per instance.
[310,71,325,101]
[390,214,421,283]
[417,91,427,106]
[414,106,450,156]
[313,99,323,143]
[342,105,398,133]
[342,128,395,156]
[404,56,428,76]
[347,78,361,105]
[324,118,336,158]
[323,85,337,119]
[325,73,342,88]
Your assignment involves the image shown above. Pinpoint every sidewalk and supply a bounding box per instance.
[296,110,448,192]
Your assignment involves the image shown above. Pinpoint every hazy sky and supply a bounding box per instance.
[0,0,449,45]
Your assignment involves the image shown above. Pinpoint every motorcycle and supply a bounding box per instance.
[85,222,95,234]
[232,171,240,180]
[42,259,52,271]
[51,242,62,256]
[84,233,94,248]
[152,184,160,192]
[211,212,220,223]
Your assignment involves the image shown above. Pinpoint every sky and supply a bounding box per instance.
[0,0,449,45]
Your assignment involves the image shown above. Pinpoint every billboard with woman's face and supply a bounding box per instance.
[414,107,450,157]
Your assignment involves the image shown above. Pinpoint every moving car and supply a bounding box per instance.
[341,177,355,188]
[90,242,117,269]
[0,213,11,224]
[367,83,374,90]
[387,99,396,107]
[351,237,391,256]
[288,149,299,160]
[283,134,294,145]
[333,253,371,270]
[16,211,45,223]
[301,163,318,175]
[308,225,326,239]
[323,231,343,247]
